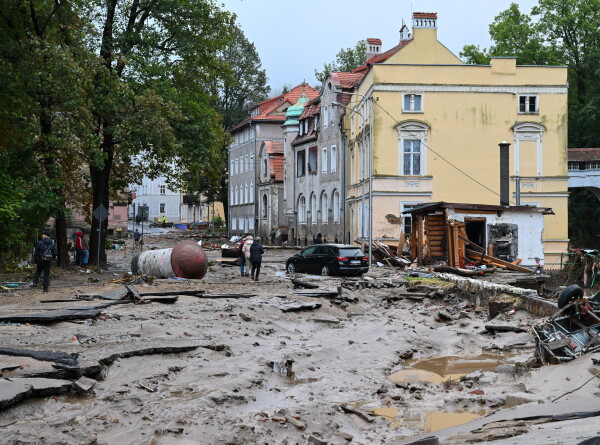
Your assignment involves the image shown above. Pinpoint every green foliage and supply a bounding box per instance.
[315,40,367,83]
[459,44,489,64]
[213,215,224,228]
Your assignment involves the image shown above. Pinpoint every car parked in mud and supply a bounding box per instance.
[286,244,369,276]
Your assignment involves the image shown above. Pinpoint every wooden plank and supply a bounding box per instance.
[417,215,423,265]
[465,249,533,274]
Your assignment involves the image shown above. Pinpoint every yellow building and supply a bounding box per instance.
[345,12,568,269]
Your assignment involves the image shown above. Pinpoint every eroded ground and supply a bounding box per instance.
[1,233,599,445]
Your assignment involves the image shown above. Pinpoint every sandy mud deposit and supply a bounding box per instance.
[1,233,599,444]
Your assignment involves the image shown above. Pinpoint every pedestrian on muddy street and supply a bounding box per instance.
[242,235,253,277]
[249,237,264,281]
[32,232,58,292]
[74,230,84,266]
[81,233,90,266]
[238,235,248,277]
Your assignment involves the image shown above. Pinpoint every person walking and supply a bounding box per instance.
[81,233,90,266]
[242,235,253,277]
[32,232,58,292]
[238,235,248,277]
[249,237,264,281]
[134,229,141,249]
[74,230,84,266]
[314,233,323,245]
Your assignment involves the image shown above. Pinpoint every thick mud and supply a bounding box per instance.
[1,232,599,444]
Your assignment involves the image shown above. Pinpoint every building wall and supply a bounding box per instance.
[346,27,568,268]
[131,176,181,222]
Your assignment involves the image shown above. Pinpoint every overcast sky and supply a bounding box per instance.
[218,0,540,93]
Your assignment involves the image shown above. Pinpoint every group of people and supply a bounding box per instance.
[238,235,264,281]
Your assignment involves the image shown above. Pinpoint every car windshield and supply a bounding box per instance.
[339,248,364,257]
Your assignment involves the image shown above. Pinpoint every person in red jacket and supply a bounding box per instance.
[74,231,84,266]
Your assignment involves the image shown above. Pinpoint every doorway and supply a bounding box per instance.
[465,218,486,249]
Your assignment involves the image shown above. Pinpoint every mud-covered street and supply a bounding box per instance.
[1,233,599,445]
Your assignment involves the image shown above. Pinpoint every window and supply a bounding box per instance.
[230,159,234,175]
[249,217,254,230]
[159,185,166,195]
[245,183,248,204]
[298,195,306,223]
[403,140,421,175]
[403,93,423,112]
[230,186,234,203]
[262,194,268,218]
[333,190,340,222]
[398,122,429,176]
[518,95,538,114]
[234,186,238,205]
[263,157,268,178]
[232,217,237,230]
[250,154,254,170]
[315,115,319,129]
[323,105,329,128]
[235,158,238,174]
[249,181,254,203]
[401,203,422,235]
[330,145,337,172]
[310,193,317,225]
[321,193,328,224]
[308,146,318,173]
[304,120,308,134]
[160,203,165,213]
[321,147,328,173]
[299,122,303,136]
[245,154,249,172]
[297,150,306,177]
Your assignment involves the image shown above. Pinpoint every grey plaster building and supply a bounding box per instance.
[228,84,318,237]
[256,141,285,243]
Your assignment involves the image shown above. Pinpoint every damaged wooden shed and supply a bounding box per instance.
[403,202,553,269]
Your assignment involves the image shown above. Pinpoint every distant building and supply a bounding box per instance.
[228,83,319,237]
[130,174,180,223]
[256,141,285,242]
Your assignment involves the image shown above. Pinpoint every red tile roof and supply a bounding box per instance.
[352,38,413,73]
[413,12,437,19]
[230,83,319,132]
[367,38,382,45]
[264,140,284,154]
[568,148,600,161]
[330,72,364,89]
[262,141,284,182]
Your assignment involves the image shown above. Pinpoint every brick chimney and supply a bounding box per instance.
[366,38,382,62]
[399,21,411,42]
[412,12,438,30]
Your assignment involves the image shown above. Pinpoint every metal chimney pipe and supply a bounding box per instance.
[499,141,511,206]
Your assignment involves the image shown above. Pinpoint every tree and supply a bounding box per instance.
[315,40,367,83]
[86,0,235,266]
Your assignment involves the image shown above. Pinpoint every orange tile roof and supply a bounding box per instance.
[271,155,284,182]
[568,148,600,161]
[367,38,382,45]
[231,83,319,132]
[352,38,413,73]
[264,140,284,154]
[413,12,437,19]
[330,72,364,89]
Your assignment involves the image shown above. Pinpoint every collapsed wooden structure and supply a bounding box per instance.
[404,202,553,272]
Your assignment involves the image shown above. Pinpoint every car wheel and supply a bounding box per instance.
[558,285,584,309]
[287,262,296,274]
[321,265,330,276]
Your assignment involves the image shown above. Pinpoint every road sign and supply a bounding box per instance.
[93,204,108,222]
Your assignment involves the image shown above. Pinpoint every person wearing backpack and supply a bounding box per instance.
[249,237,264,281]
[32,232,58,292]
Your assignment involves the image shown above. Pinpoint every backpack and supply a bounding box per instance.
[42,242,54,262]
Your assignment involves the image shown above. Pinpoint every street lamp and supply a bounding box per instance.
[333,93,373,265]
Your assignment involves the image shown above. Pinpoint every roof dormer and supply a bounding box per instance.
[412,12,437,29]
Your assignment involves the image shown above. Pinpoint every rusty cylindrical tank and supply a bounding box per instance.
[131,240,208,279]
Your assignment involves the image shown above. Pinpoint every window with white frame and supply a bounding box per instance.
[159,185,166,195]
[323,106,329,128]
[330,145,337,172]
[398,122,429,176]
[249,181,254,202]
[321,147,328,173]
[401,202,423,235]
[297,150,306,177]
[159,203,165,213]
[333,190,340,222]
[262,156,268,178]
[403,93,423,112]
[230,159,234,175]
[513,122,545,176]
[250,154,254,170]
[321,192,328,224]
[518,95,538,114]
[298,195,306,223]
[232,217,237,230]
[235,158,238,174]
[234,186,238,205]
[310,193,317,225]
[262,194,268,218]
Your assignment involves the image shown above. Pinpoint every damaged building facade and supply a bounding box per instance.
[342,12,568,268]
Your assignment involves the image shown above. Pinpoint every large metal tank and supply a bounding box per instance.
[131,240,208,279]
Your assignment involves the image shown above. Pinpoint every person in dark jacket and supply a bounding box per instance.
[249,237,265,281]
[32,232,58,292]
[314,233,323,244]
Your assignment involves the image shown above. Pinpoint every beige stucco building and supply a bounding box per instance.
[344,12,569,268]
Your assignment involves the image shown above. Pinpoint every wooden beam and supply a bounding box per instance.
[465,249,534,274]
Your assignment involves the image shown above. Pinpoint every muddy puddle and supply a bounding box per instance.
[367,406,484,431]
[389,353,511,384]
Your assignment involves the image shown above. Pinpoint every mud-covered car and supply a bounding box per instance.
[286,244,369,276]
[534,285,600,363]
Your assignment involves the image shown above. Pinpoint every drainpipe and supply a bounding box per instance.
[341,129,347,244]
[499,141,510,206]
[252,122,257,236]
[368,97,373,265]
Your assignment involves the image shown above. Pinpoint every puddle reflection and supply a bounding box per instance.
[367,406,484,431]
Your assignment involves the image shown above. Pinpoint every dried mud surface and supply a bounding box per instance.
[1,232,599,445]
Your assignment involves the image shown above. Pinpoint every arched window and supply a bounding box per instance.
[262,194,268,218]
[249,181,254,203]
[263,157,268,178]
[321,192,328,224]
[310,193,317,225]
[234,186,238,205]
[397,121,429,176]
[245,183,248,204]
[333,190,340,222]
[298,195,306,223]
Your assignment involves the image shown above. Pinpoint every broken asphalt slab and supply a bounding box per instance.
[0,377,73,410]
[0,309,102,324]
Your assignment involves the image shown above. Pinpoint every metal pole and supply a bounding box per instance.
[96,227,101,267]
[515,176,521,205]
[368,98,373,265]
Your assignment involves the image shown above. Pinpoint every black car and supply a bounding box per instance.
[286,244,369,276]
